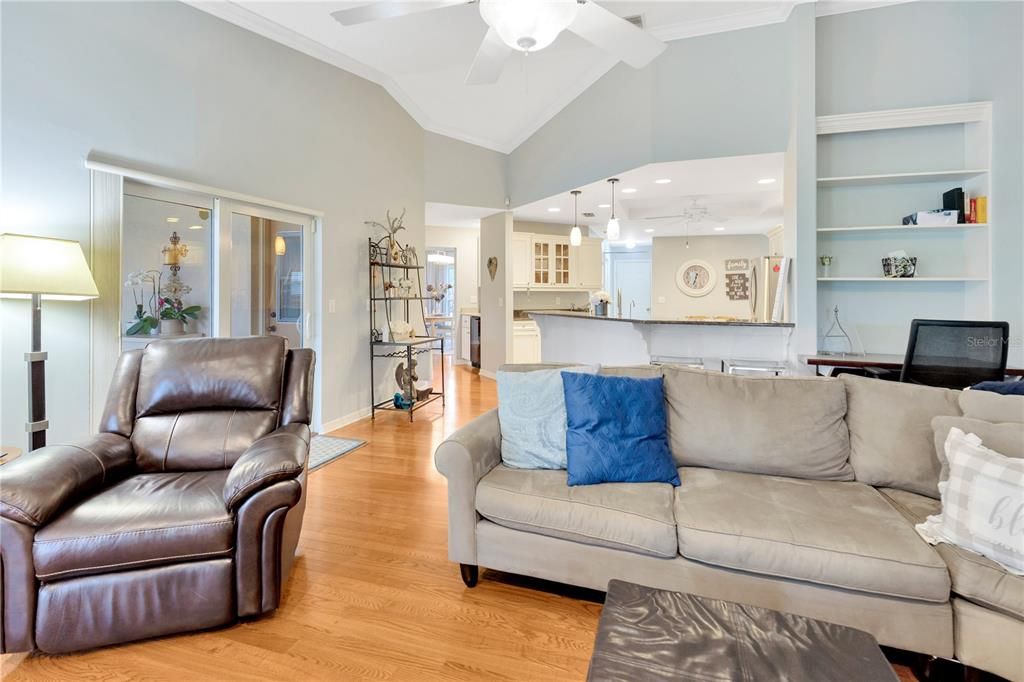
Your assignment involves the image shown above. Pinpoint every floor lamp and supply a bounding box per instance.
[0,233,99,451]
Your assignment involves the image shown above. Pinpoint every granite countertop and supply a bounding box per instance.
[526,310,795,328]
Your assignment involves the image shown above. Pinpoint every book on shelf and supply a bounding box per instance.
[942,187,965,223]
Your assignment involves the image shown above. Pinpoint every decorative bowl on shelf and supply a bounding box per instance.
[881,256,917,278]
[389,320,414,342]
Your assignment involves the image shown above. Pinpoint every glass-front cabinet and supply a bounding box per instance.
[554,242,570,285]
[533,240,550,285]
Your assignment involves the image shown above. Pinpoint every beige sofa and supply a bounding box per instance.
[435,365,1024,680]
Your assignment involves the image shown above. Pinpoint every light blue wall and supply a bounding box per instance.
[1,0,429,442]
[423,131,507,209]
[506,21,791,206]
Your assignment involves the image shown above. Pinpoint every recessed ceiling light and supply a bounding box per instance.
[757,178,776,185]
[713,226,726,231]
[654,178,671,184]
[166,217,179,223]
[547,207,560,212]
[188,225,204,230]
[644,228,655,233]
[598,204,611,208]
[621,188,637,194]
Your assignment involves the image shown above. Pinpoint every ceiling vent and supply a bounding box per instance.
[623,15,644,30]
[582,211,596,218]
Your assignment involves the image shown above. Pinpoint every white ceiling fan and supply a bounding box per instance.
[331,0,667,85]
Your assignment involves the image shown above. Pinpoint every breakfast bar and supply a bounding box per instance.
[528,311,796,370]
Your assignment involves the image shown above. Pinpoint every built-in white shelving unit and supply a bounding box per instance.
[817,224,988,233]
[817,168,988,186]
[815,102,992,354]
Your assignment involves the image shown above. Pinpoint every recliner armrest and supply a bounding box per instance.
[224,424,309,511]
[0,433,134,527]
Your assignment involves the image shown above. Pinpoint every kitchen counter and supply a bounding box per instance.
[528,310,795,369]
[527,311,794,328]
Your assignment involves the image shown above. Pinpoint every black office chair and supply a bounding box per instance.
[899,319,1009,389]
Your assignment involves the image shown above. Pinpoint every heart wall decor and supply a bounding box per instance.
[487,257,498,281]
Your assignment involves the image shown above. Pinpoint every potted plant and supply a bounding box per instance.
[158,297,201,335]
[590,290,611,317]
[124,270,162,335]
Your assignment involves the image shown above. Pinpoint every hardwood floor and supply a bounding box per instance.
[2,361,915,681]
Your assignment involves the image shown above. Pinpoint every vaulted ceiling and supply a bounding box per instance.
[188,1,801,152]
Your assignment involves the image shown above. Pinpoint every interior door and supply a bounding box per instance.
[215,201,314,347]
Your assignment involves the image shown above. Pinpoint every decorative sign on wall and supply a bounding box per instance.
[725,272,750,301]
[724,258,750,272]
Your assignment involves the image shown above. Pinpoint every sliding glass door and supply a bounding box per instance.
[214,201,315,348]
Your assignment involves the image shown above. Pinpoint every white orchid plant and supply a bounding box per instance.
[124,270,163,335]
[590,290,611,305]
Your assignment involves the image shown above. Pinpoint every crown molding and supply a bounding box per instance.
[817,101,992,135]
[649,3,797,42]
[815,0,917,18]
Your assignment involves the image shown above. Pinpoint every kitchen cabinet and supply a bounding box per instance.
[572,238,603,289]
[511,233,532,289]
[512,232,602,292]
[512,320,541,363]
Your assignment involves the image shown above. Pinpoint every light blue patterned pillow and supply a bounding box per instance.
[497,366,598,469]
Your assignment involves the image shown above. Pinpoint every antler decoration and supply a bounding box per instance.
[365,208,407,236]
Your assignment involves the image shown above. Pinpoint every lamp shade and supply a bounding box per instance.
[0,233,99,300]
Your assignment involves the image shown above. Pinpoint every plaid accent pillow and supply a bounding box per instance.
[917,427,1024,575]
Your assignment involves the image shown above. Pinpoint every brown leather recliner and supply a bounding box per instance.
[0,336,314,654]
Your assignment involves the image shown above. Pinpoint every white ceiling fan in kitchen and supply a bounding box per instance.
[331,0,667,85]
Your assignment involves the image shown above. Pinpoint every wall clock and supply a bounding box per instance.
[676,259,717,297]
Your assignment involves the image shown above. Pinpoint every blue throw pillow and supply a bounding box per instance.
[971,380,1024,396]
[561,372,679,486]
[497,366,598,469]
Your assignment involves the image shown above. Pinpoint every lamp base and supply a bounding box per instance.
[25,294,47,451]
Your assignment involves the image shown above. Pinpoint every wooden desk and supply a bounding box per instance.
[802,353,1024,377]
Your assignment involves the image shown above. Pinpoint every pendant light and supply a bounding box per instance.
[606,178,620,240]
[569,190,582,246]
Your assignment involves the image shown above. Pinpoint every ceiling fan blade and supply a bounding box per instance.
[331,1,471,26]
[568,1,666,69]
[465,27,513,85]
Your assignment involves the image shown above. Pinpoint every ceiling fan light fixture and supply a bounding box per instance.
[479,0,579,54]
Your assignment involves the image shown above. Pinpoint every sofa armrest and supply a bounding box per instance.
[224,424,309,511]
[434,409,502,565]
[0,433,134,527]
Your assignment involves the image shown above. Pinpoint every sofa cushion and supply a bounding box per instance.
[841,374,961,498]
[663,367,852,480]
[34,471,234,582]
[881,488,1024,620]
[673,468,950,602]
[475,465,677,558]
[932,416,1024,483]
[960,388,1024,423]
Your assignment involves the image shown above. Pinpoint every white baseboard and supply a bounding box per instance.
[480,369,496,380]
[318,407,372,435]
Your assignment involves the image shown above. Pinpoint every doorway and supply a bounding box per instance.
[425,246,456,355]
[605,245,652,319]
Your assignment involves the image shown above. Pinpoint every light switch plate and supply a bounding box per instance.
[657,296,666,304]
[329,299,337,313]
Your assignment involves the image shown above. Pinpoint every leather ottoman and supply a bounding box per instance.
[588,580,898,682]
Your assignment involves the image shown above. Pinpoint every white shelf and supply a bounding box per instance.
[818,223,988,233]
[818,277,988,282]
[817,169,988,186]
